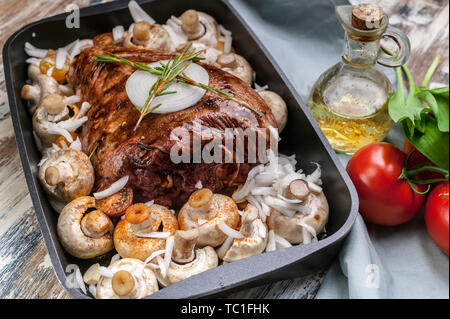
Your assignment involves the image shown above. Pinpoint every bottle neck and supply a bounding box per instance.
[342,32,380,67]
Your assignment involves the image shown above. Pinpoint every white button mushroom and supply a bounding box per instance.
[179,10,220,47]
[96,258,159,299]
[57,196,114,259]
[21,64,60,114]
[217,53,254,86]
[38,148,94,202]
[114,203,178,261]
[221,204,268,263]
[156,228,218,287]
[178,189,240,247]
[267,182,329,244]
[258,90,288,133]
[123,21,173,51]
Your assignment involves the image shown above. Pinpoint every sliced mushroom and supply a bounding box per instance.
[267,191,329,244]
[258,90,288,133]
[217,53,253,85]
[38,148,94,202]
[178,188,240,247]
[21,64,60,114]
[179,10,219,47]
[114,203,178,261]
[57,196,114,259]
[222,204,268,262]
[156,229,218,287]
[123,21,172,51]
[96,258,158,299]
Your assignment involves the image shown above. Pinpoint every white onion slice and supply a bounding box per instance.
[216,236,234,259]
[126,60,209,114]
[76,102,91,119]
[69,138,81,151]
[112,25,125,41]
[47,124,73,143]
[88,284,97,297]
[128,0,155,24]
[142,249,166,269]
[59,85,74,96]
[254,83,268,93]
[224,34,232,54]
[98,266,113,278]
[218,222,243,239]
[75,267,87,294]
[195,180,203,189]
[275,234,292,249]
[46,66,54,77]
[64,95,81,105]
[265,230,276,252]
[55,48,68,69]
[162,236,174,277]
[24,42,47,58]
[145,200,154,207]
[26,57,41,66]
[110,254,121,265]
[93,176,129,199]
[57,116,88,131]
[134,231,170,238]
[156,255,166,277]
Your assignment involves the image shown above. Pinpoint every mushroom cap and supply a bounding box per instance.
[124,23,172,51]
[96,258,158,299]
[218,53,253,85]
[178,193,240,247]
[38,148,95,202]
[267,192,329,244]
[258,90,288,133]
[114,204,178,261]
[156,246,218,287]
[222,218,268,263]
[57,196,114,259]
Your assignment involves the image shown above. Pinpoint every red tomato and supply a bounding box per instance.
[347,142,426,226]
[403,140,444,182]
[96,186,133,217]
[425,181,449,255]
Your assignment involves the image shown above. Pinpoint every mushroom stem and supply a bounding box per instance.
[21,84,40,105]
[288,179,310,200]
[112,270,136,297]
[42,93,66,115]
[180,9,205,40]
[188,188,214,216]
[81,210,111,238]
[172,229,199,264]
[217,53,238,69]
[44,163,75,186]
[133,21,151,44]
[125,203,161,233]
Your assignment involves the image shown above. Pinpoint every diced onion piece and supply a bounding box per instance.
[128,0,155,24]
[254,83,268,93]
[46,66,54,77]
[47,124,73,143]
[26,57,41,66]
[134,231,171,238]
[275,234,292,249]
[145,200,154,207]
[195,180,203,189]
[218,222,243,239]
[88,284,97,298]
[55,48,68,69]
[112,25,125,41]
[216,236,234,259]
[24,42,48,58]
[76,102,91,119]
[223,34,232,54]
[265,230,276,252]
[307,181,322,194]
[98,266,113,278]
[297,220,317,244]
[93,176,129,199]
[69,138,81,151]
[57,116,88,131]
[219,25,232,37]
[110,254,121,265]
[126,60,209,114]
[83,263,100,285]
[162,236,174,277]
[306,163,322,185]
[64,95,81,105]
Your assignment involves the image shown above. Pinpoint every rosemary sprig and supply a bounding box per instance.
[92,47,262,128]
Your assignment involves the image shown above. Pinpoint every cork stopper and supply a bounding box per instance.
[351,3,384,30]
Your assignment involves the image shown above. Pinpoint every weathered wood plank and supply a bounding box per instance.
[0,0,447,299]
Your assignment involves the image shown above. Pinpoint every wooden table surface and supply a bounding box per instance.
[0,0,448,299]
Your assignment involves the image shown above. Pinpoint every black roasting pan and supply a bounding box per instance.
[3,0,358,299]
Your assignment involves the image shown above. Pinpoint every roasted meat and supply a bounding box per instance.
[68,46,277,208]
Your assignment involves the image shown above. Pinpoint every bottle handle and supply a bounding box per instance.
[377,26,411,67]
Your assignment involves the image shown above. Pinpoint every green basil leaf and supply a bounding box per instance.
[403,115,449,170]
[417,90,449,132]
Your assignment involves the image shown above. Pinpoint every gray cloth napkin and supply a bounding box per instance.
[229,0,449,299]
